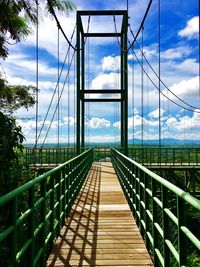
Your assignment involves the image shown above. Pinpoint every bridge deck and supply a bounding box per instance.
[46,162,153,266]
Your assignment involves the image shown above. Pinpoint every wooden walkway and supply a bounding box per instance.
[46,162,153,267]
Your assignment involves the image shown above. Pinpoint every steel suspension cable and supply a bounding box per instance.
[57,26,60,150]
[74,51,76,150]
[41,50,76,146]
[113,14,127,53]
[68,47,70,148]
[129,41,200,114]
[158,0,161,164]
[47,0,77,51]
[87,35,90,146]
[141,26,144,156]
[132,48,135,146]
[128,0,153,51]
[35,10,91,146]
[36,27,76,144]
[35,0,39,148]
[129,25,200,111]
[199,0,200,106]
[146,62,149,144]
[141,26,144,155]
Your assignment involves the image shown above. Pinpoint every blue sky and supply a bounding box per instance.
[1,0,199,145]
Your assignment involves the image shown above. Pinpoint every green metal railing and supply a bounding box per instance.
[112,148,200,267]
[25,147,80,166]
[93,147,112,162]
[128,147,200,166]
[25,147,113,166]
[0,149,93,267]
[25,147,200,167]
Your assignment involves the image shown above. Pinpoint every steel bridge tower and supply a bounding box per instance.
[76,10,128,154]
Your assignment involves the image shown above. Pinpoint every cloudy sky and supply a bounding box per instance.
[1,0,199,145]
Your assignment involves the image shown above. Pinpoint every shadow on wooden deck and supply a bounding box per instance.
[46,166,101,266]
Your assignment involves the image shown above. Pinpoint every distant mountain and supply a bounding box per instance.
[24,138,200,148]
[128,138,200,146]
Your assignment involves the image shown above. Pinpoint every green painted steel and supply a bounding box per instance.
[111,148,200,267]
[25,147,88,167]
[76,10,128,152]
[81,33,85,148]
[25,147,200,167]
[0,149,93,267]
[76,12,81,154]
[128,147,200,166]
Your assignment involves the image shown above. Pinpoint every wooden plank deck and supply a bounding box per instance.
[46,162,153,267]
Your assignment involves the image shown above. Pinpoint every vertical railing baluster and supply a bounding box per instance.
[196,148,198,165]
[10,198,17,267]
[144,172,150,251]
[177,196,187,266]
[28,187,35,267]
[152,178,159,267]
[49,173,55,250]
[56,170,61,236]
[65,163,70,217]
[62,168,66,226]
[41,179,47,266]
[162,185,170,267]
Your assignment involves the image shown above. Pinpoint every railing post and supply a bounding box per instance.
[28,187,35,267]
[144,172,150,251]
[10,198,17,267]
[177,196,187,266]
[76,12,81,155]
[152,179,159,267]
[162,185,170,267]
[41,179,47,266]
[62,168,66,226]
[196,148,198,165]
[49,173,55,249]
[56,170,61,237]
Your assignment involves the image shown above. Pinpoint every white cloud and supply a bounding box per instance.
[143,46,157,58]
[86,117,110,129]
[167,76,199,98]
[166,109,200,132]
[161,47,191,59]
[24,14,77,59]
[129,45,157,61]
[113,115,159,129]
[175,59,199,74]
[133,107,139,115]
[148,108,165,119]
[91,72,120,89]
[128,54,134,61]
[63,116,76,126]
[101,55,120,72]
[178,16,199,39]
[2,53,58,81]
[87,134,120,143]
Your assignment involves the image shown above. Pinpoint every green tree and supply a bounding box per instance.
[0,0,75,58]
[0,77,36,114]
[0,0,75,195]
[0,112,25,195]
[0,76,36,194]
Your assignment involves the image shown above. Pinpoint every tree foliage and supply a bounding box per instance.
[0,77,36,114]
[0,111,25,195]
[0,0,75,58]
[0,0,75,195]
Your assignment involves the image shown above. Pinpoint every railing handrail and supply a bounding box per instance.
[0,148,93,206]
[112,148,200,211]
[112,148,200,266]
[0,148,93,267]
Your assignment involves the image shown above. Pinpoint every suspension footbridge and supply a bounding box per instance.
[0,2,200,267]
